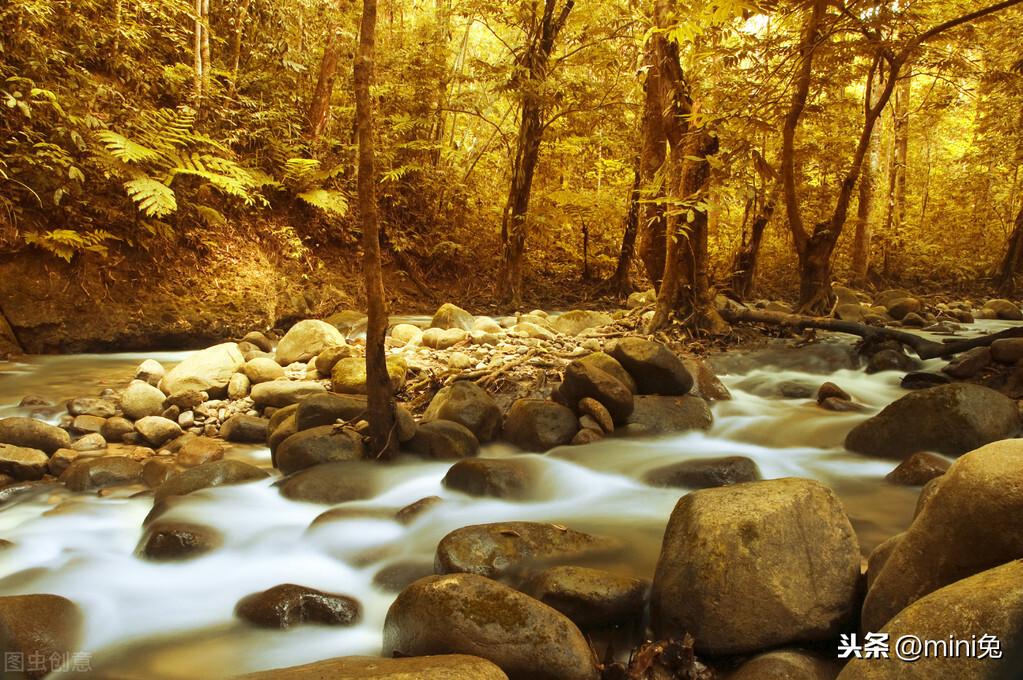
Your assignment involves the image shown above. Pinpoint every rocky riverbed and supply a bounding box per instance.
[2,293,1023,679]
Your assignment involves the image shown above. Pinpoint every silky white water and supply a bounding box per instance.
[0,323,1010,678]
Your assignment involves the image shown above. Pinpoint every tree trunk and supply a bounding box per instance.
[851,64,883,286]
[308,28,344,140]
[997,203,1023,293]
[730,187,777,299]
[354,0,397,458]
[497,0,574,307]
[193,0,204,106]
[610,159,641,296]
[201,0,211,98]
[230,0,252,87]
[883,71,911,269]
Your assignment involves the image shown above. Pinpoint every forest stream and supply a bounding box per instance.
[2,315,1016,679]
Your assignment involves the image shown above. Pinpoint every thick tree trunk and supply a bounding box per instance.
[355,0,397,458]
[497,0,574,307]
[798,233,836,312]
[308,29,344,140]
[997,203,1023,293]
[610,160,642,296]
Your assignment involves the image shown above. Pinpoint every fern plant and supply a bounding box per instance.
[95,107,267,219]
[281,157,349,216]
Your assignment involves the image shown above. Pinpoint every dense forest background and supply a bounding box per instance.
[1,0,1022,323]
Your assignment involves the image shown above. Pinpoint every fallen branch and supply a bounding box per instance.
[722,307,1023,360]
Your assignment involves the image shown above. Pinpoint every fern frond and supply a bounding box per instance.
[283,158,322,189]
[298,189,348,216]
[124,178,177,217]
[195,205,227,228]
[97,131,162,164]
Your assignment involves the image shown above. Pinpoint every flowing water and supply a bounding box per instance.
[0,321,1013,678]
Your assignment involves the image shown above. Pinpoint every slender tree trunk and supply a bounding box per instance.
[883,71,911,265]
[201,0,211,96]
[997,203,1023,293]
[308,28,344,140]
[355,0,396,458]
[852,64,883,286]
[193,0,204,106]
[610,159,642,296]
[731,186,778,298]
[230,0,252,87]
[497,0,574,307]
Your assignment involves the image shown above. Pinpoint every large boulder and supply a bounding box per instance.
[235,584,360,629]
[577,352,636,393]
[276,425,365,475]
[523,566,648,629]
[154,459,270,503]
[237,655,508,680]
[331,356,407,395]
[221,415,269,443]
[383,573,599,680]
[552,310,613,336]
[407,420,479,460]
[435,521,620,580]
[423,382,502,442]
[861,439,1023,632]
[160,342,244,395]
[296,393,368,430]
[502,399,578,451]
[250,380,327,408]
[62,456,143,491]
[844,384,1020,459]
[0,416,70,454]
[0,444,49,480]
[622,395,712,436]
[982,298,1023,320]
[120,381,167,419]
[610,338,693,395]
[277,461,376,504]
[442,457,542,500]
[652,478,861,655]
[241,357,286,384]
[276,319,346,365]
[431,303,475,331]
[0,594,83,680]
[560,362,633,425]
[840,561,1023,680]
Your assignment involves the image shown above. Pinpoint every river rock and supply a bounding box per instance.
[163,388,207,411]
[990,337,1023,364]
[610,338,693,395]
[237,655,508,680]
[296,393,368,430]
[729,650,842,680]
[154,459,270,502]
[622,395,712,436]
[442,457,541,500]
[886,297,922,320]
[552,310,613,336]
[250,380,326,408]
[395,496,442,525]
[407,420,479,460]
[422,327,468,349]
[134,416,182,447]
[844,383,1020,459]
[835,303,867,322]
[885,452,950,486]
[235,584,360,629]
[138,521,222,560]
[423,381,502,441]
[276,425,365,475]
[435,521,620,580]
[900,371,950,390]
[135,359,165,386]
[560,361,633,424]
[331,356,407,395]
[982,298,1023,320]
[383,573,598,680]
[523,565,647,629]
[390,323,423,345]
[241,331,274,353]
[865,348,920,374]
[840,560,1023,680]
[431,303,475,331]
[578,398,613,433]
[227,372,251,400]
[120,381,166,420]
[277,461,376,504]
[62,455,144,491]
[70,415,106,436]
[511,322,555,340]
[576,352,636,393]
[160,342,244,395]
[276,320,347,366]
[314,344,354,375]
[875,289,913,308]
[175,436,225,467]
[941,346,991,379]
[0,416,70,454]
[100,416,134,443]
[861,439,1023,632]
[651,478,861,655]
[241,357,286,384]
[67,396,117,418]
[644,456,761,489]
[502,399,578,451]
[0,594,83,680]
[221,415,269,443]
[70,432,105,450]
[0,444,48,480]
